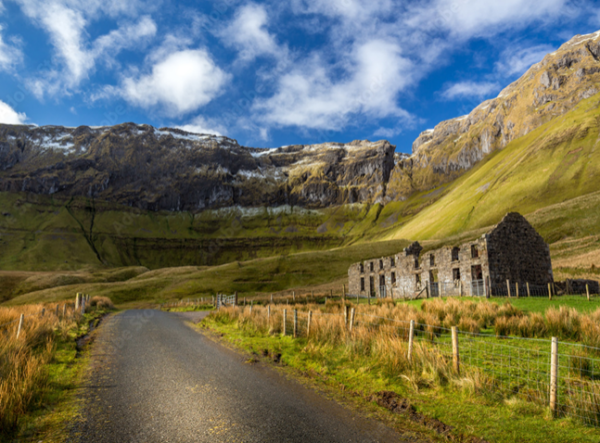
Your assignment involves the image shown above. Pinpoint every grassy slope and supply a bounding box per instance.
[3,239,410,305]
[385,93,600,242]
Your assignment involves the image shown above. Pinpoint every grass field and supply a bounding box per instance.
[202,301,600,443]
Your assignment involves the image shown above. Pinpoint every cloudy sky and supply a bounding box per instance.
[0,0,597,152]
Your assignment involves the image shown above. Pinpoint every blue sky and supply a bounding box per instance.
[0,0,598,153]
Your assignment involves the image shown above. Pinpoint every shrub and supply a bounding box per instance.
[545,306,580,340]
[89,296,115,310]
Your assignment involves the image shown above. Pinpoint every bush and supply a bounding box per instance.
[89,296,115,310]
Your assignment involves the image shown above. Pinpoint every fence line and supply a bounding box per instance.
[217,303,600,427]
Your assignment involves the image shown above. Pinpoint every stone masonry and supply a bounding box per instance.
[348,212,554,298]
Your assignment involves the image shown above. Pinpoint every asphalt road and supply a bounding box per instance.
[68,310,415,443]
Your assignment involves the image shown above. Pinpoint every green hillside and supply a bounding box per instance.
[3,94,600,305]
[385,92,600,242]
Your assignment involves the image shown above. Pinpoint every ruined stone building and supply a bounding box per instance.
[348,213,554,298]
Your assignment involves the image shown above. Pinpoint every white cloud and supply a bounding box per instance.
[0,100,26,124]
[292,0,394,21]
[495,44,555,77]
[407,0,568,39]
[93,16,157,65]
[41,4,92,86]
[253,39,413,130]
[176,116,226,136]
[120,49,230,116]
[0,26,22,71]
[15,0,157,97]
[373,126,401,138]
[441,81,501,100]
[220,3,281,62]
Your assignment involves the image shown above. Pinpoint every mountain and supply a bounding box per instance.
[0,124,396,211]
[386,30,600,200]
[2,30,600,275]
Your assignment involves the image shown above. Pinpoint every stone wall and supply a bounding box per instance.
[486,212,553,287]
[348,238,492,298]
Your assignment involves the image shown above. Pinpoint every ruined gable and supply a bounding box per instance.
[486,212,553,287]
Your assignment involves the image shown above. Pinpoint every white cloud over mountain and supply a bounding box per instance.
[253,39,413,130]
[441,81,501,100]
[120,49,230,117]
[220,3,283,62]
[0,100,26,124]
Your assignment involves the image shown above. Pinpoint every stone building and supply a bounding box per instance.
[348,213,554,298]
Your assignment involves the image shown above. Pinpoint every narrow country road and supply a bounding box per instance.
[68,310,417,443]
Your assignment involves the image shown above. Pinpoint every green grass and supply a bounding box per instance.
[2,239,411,305]
[201,313,600,443]
[393,295,600,315]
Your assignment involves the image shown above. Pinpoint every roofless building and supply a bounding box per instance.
[348,213,554,298]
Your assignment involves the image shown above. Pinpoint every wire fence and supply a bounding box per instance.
[221,303,600,427]
[0,302,79,338]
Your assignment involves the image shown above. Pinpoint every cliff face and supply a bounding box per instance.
[0,124,395,211]
[386,30,600,201]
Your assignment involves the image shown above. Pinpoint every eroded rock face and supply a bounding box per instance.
[0,124,395,211]
[385,29,600,201]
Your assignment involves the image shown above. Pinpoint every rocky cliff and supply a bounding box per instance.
[0,124,395,211]
[386,30,600,201]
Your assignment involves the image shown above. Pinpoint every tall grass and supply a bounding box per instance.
[0,300,108,434]
[210,298,600,427]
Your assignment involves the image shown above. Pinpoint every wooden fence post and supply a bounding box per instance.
[356,292,359,305]
[16,314,24,339]
[527,282,531,297]
[459,281,462,297]
[451,326,460,375]
[267,305,271,324]
[407,320,415,361]
[342,284,346,302]
[516,283,520,298]
[293,291,296,303]
[307,311,313,337]
[293,309,298,338]
[349,308,355,332]
[548,283,552,300]
[75,293,80,310]
[550,337,559,416]
[344,306,348,327]
[55,304,59,317]
[587,284,590,301]
[283,309,287,336]
[507,280,511,298]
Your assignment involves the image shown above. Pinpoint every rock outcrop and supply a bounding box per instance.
[0,124,395,211]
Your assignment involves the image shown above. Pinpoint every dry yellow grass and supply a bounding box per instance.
[0,302,82,433]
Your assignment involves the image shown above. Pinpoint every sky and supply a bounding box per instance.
[0,0,598,153]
